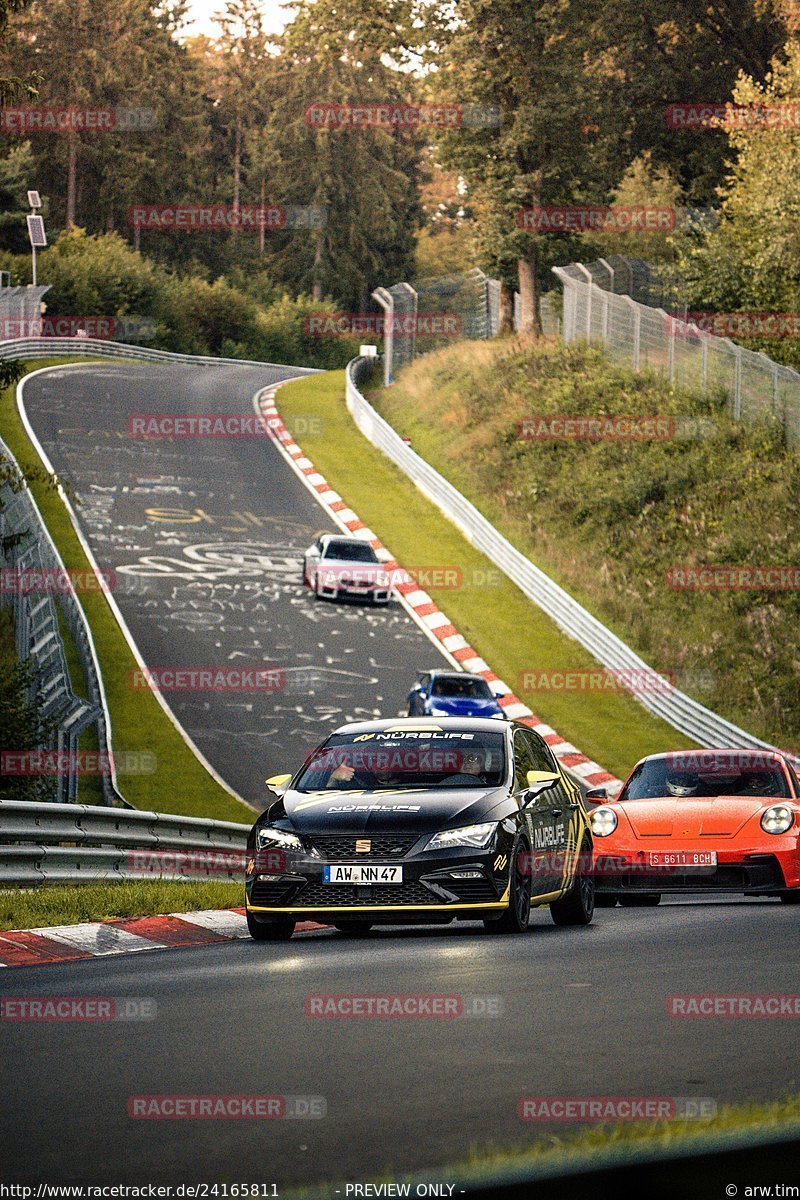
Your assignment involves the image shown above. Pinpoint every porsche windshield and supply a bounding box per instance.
[622,754,791,801]
[295,731,507,791]
[431,676,493,699]
[323,541,379,563]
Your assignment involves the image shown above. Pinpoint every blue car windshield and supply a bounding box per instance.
[295,731,506,791]
[431,677,493,699]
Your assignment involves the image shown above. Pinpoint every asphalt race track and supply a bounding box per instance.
[20,362,446,804]
[0,899,798,1187]
[6,363,799,1191]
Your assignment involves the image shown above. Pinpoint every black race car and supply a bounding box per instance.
[245,717,594,940]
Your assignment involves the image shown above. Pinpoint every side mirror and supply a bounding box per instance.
[265,773,292,794]
[522,770,561,802]
[584,786,608,809]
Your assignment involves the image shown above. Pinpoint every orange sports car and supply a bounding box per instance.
[587,749,800,907]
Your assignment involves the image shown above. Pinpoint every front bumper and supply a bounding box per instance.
[245,839,511,922]
[592,843,800,895]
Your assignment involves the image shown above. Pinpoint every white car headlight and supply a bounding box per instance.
[376,571,390,587]
[256,826,303,852]
[590,806,619,837]
[428,706,452,716]
[761,805,794,835]
[424,823,497,851]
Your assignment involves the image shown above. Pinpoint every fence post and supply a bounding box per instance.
[371,287,394,386]
[701,334,708,394]
[622,296,641,371]
[668,311,676,384]
[733,345,742,419]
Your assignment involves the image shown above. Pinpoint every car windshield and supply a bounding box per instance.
[431,676,493,699]
[295,730,506,791]
[323,541,379,563]
[621,754,791,801]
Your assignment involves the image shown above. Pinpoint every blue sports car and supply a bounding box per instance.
[406,669,507,720]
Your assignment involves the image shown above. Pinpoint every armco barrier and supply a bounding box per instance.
[346,356,792,759]
[0,336,322,372]
[0,799,250,885]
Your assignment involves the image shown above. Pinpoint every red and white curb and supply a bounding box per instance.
[257,384,622,797]
[0,909,326,968]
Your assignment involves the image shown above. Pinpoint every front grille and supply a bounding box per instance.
[249,879,299,906]
[307,833,420,862]
[295,880,440,907]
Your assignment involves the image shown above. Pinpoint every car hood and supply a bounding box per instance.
[619,796,774,839]
[267,785,509,834]
[425,696,504,717]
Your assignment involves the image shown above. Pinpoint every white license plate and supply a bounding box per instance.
[647,851,717,868]
[323,864,403,884]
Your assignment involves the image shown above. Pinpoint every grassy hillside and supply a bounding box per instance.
[368,338,799,749]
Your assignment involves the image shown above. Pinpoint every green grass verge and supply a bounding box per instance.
[0,880,242,930]
[277,371,695,781]
[368,338,800,749]
[1,360,252,821]
[285,1096,800,1199]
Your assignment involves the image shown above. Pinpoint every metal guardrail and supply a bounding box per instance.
[345,356,793,759]
[0,336,322,373]
[0,799,250,885]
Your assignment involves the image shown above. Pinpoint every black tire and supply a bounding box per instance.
[333,922,374,935]
[619,894,662,907]
[550,842,595,926]
[780,889,800,905]
[595,893,619,908]
[246,910,296,941]
[483,839,531,934]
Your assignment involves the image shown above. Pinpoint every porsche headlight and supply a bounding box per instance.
[590,806,619,837]
[256,826,303,852]
[761,805,794,835]
[424,822,497,851]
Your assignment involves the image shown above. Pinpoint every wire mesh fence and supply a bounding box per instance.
[373,268,501,383]
[553,262,800,449]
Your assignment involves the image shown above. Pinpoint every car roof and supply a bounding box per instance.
[425,670,488,683]
[634,748,787,767]
[321,533,366,545]
[332,716,515,736]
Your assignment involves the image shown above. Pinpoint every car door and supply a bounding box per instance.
[521,729,581,894]
[513,729,558,896]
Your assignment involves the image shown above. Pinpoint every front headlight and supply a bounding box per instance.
[428,706,452,716]
[256,826,303,852]
[424,822,497,851]
[590,807,619,837]
[761,805,795,835]
[376,571,390,587]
